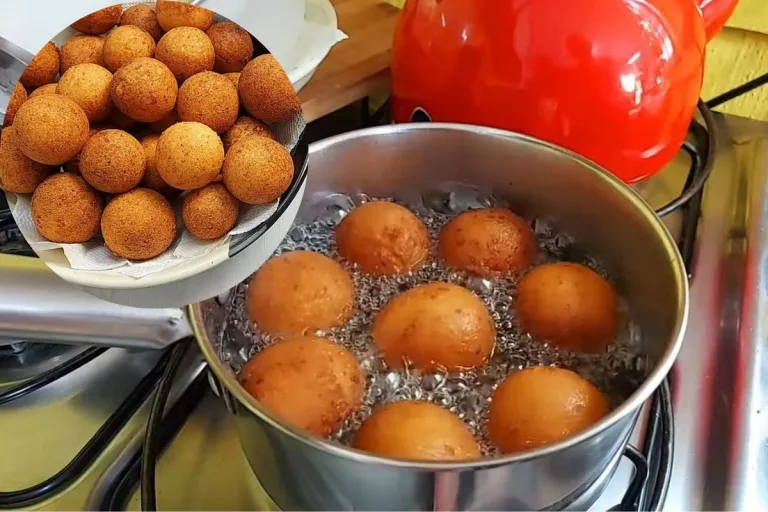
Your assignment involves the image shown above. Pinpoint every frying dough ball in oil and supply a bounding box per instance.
[19,42,60,89]
[110,57,178,123]
[57,63,113,123]
[31,174,102,243]
[488,366,609,453]
[80,129,145,193]
[182,183,239,240]
[155,27,215,83]
[120,4,164,41]
[439,208,536,277]
[12,94,89,166]
[247,251,355,336]
[335,201,429,276]
[101,188,177,260]
[156,0,216,32]
[155,121,224,190]
[371,282,495,372]
[176,71,239,133]
[60,35,106,73]
[0,127,52,193]
[3,82,27,128]
[353,401,480,461]
[103,25,157,72]
[516,262,619,353]
[71,5,122,35]
[240,336,364,437]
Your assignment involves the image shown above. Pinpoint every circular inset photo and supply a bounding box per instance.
[0,1,313,308]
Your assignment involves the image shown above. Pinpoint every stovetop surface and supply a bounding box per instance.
[1,113,767,511]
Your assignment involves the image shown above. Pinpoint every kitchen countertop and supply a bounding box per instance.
[299,0,400,123]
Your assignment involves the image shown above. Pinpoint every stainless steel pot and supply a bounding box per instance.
[190,123,689,511]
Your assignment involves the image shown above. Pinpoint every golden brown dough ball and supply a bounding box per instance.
[3,82,27,128]
[439,208,537,278]
[62,124,114,175]
[139,133,177,197]
[336,201,429,276]
[155,121,224,190]
[19,42,60,89]
[239,55,300,123]
[247,251,355,336]
[222,136,292,205]
[12,94,89,165]
[516,262,619,353]
[0,127,52,193]
[240,336,364,437]
[149,110,179,133]
[155,0,215,32]
[488,366,609,453]
[108,108,141,131]
[31,173,102,243]
[71,5,122,35]
[79,129,145,193]
[206,22,254,73]
[120,4,164,41]
[372,282,495,372]
[353,401,480,461]
[155,27,215,83]
[176,71,238,133]
[222,116,274,151]
[223,72,239,90]
[103,25,156,72]
[56,63,113,123]
[110,57,178,123]
[60,36,105,73]
[182,183,239,240]
[29,83,58,98]
[101,188,177,260]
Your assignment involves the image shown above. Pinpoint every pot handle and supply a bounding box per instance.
[696,0,740,41]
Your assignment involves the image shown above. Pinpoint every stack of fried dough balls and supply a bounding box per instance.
[1,1,301,262]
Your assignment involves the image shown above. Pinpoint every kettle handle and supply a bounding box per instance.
[696,0,740,41]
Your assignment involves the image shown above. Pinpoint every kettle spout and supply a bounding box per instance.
[696,0,740,41]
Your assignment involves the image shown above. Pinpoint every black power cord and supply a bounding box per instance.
[706,71,768,109]
[140,339,191,512]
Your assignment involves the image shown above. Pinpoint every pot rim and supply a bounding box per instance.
[191,122,690,470]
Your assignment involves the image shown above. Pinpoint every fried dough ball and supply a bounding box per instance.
[31,174,102,243]
[239,55,300,123]
[19,42,60,89]
[149,110,179,133]
[71,5,122,35]
[29,83,58,98]
[222,137,292,205]
[439,208,537,278]
[108,108,141,131]
[176,71,238,133]
[80,129,145,193]
[353,401,481,461]
[222,116,274,150]
[155,121,223,190]
[101,188,177,260]
[516,262,619,353]
[60,35,105,73]
[156,0,215,32]
[240,336,364,437]
[372,282,495,372]
[0,127,52,193]
[63,124,114,175]
[120,4,164,41]
[182,183,239,239]
[12,94,89,165]
[155,27,215,83]
[3,82,27,128]
[110,57,178,122]
[57,63,113,123]
[139,133,176,196]
[247,251,355,336]
[206,22,254,73]
[336,201,429,276]
[103,25,156,72]
[223,72,239,90]
[488,366,609,453]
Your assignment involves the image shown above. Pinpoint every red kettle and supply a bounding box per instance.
[391,0,739,183]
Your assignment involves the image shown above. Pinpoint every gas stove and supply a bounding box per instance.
[1,112,767,511]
